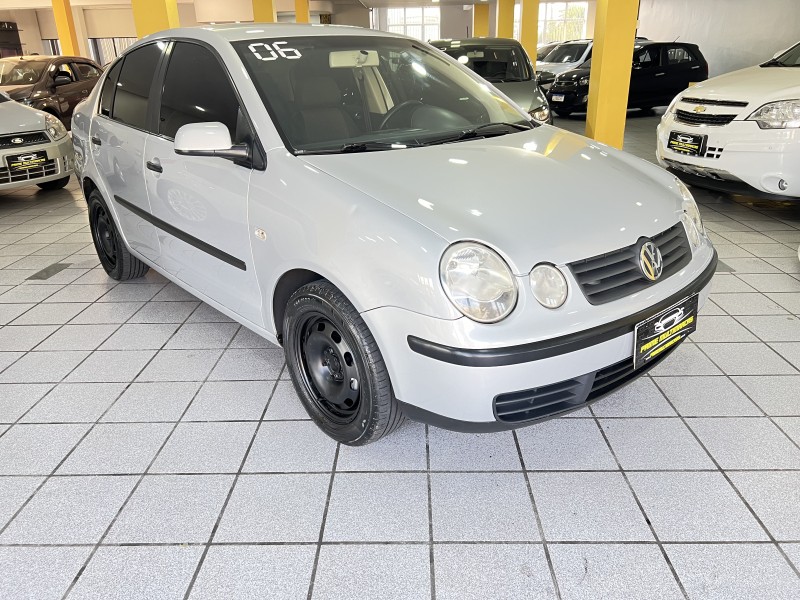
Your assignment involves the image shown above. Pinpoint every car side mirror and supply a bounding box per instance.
[53,74,72,86]
[174,122,250,162]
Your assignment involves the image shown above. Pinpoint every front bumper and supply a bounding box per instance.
[0,135,73,191]
[547,89,589,113]
[656,113,800,199]
[363,249,717,431]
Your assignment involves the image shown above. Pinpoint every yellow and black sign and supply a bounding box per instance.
[634,294,699,370]
[6,151,47,173]
[667,131,706,157]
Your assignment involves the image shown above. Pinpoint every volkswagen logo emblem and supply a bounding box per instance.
[693,106,707,113]
[639,241,663,282]
[10,137,23,144]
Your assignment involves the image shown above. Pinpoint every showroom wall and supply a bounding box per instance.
[638,0,800,76]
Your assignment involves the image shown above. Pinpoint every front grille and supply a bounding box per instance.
[0,132,49,149]
[0,159,58,184]
[494,343,678,423]
[568,223,692,305]
[552,81,579,90]
[675,109,736,126]
[681,97,748,108]
[705,146,724,159]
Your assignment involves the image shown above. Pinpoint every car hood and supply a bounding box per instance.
[685,65,800,106]
[0,84,35,101]
[495,80,547,111]
[0,99,46,133]
[537,62,581,76]
[301,127,682,273]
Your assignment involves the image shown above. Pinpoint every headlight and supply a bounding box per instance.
[529,105,550,124]
[579,76,590,87]
[440,242,518,323]
[663,95,681,118]
[747,100,800,129]
[529,264,568,309]
[45,113,67,141]
[677,178,705,248]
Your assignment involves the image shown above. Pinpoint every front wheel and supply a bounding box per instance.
[284,280,404,445]
[37,176,70,191]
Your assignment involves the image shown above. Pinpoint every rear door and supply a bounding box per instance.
[90,43,166,262]
[661,45,700,103]
[144,41,263,326]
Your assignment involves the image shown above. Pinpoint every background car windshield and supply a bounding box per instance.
[542,43,588,63]
[0,59,48,85]
[773,43,800,66]
[234,36,528,153]
[437,45,531,82]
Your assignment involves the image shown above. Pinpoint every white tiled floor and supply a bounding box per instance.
[1,112,800,599]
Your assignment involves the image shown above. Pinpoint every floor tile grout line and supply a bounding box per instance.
[181,362,286,600]
[512,430,562,600]
[589,405,691,600]
[425,424,436,600]
[57,299,224,599]
[650,375,800,580]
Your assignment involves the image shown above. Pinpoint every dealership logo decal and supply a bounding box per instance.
[639,241,663,281]
[693,106,707,113]
[10,137,23,144]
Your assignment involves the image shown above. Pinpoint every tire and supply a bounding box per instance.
[37,176,70,191]
[87,190,149,281]
[284,280,404,445]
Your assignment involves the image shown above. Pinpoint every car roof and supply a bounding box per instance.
[138,23,405,45]
[430,37,522,47]
[1,55,89,61]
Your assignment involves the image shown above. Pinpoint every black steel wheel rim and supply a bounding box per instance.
[91,203,118,269]
[295,312,361,424]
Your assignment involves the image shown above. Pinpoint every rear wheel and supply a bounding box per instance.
[37,176,70,191]
[87,190,149,280]
[284,280,404,445]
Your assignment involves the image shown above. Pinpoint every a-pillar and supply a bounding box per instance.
[252,0,277,23]
[51,0,79,56]
[496,0,515,39]
[519,0,540,61]
[131,0,180,38]
[473,4,490,37]
[585,0,639,149]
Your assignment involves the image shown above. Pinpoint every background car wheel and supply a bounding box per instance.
[284,280,404,445]
[36,176,70,191]
[87,190,149,281]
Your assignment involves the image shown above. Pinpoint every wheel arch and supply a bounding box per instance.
[271,268,325,343]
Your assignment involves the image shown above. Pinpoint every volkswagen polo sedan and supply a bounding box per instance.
[72,25,717,445]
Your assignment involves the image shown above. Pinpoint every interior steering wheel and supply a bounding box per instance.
[379,100,424,130]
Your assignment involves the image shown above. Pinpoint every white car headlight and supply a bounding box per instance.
[747,100,800,129]
[529,105,550,124]
[677,178,705,248]
[530,264,568,309]
[440,242,518,323]
[45,113,67,141]
[663,95,681,119]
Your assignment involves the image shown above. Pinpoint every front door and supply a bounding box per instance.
[629,47,662,108]
[144,41,263,327]
[50,62,84,125]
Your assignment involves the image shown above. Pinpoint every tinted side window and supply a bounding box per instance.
[55,63,76,81]
[634,48,659,68]
[666,46,695,65]
[112,43,164,130]
[99,60,122,117]
[75,62,101,79]
[159,42,241,140]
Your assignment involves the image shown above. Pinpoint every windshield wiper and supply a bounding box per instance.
[297,141,423,155]
[422,121,534,146]
[761,58,785,67]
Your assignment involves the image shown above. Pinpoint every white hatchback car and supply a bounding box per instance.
[73,25,716,444]
[657,41,800,199]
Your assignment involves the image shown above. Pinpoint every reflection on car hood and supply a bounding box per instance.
[0,84,35,101]
[301,127,682,272]
[495,80,547,111]
[0,100,47,134]
[686,65,800,105]
[536,62,581,76]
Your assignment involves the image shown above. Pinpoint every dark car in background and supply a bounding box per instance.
[0,55,103,128]
[431,37,552,124]
[547,41,708,116]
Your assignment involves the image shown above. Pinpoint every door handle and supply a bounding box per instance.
[655,72,666,77]
[691,65,700,70]
[90,136,101,146]
[146,160,163,174]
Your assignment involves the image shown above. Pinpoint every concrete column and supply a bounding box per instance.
[131,0,180,38]
[585,0,639,148]
[519,0,539,59]
[473,4,489,37]
[253,0,277,23]
[295,0,310,23]
[495,0,514,38]
[51,0,79,56]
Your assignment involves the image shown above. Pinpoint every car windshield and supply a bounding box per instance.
[542,43,588,64]
[233,36,531,154]
[0,59,48,85]
[763,43,800,67]
[435,43,531,82]
[536,44,559,62]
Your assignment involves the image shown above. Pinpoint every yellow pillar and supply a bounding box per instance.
[131,0,180,38]
[585,0,639,149]
[252,0,277,23]
[496,0,515,39]
[519,0,540,60]
[295,0,310,23]
[51,0,79,56]
[473,4,490,38]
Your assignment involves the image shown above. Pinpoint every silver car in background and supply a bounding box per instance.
[0,91,72,191]
[72,24,716,445]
